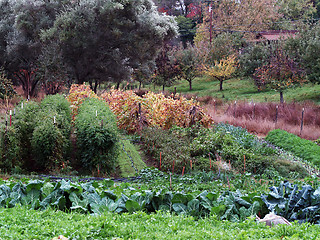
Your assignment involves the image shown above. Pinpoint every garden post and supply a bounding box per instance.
[9,110,12,126]
[300,108,304,135]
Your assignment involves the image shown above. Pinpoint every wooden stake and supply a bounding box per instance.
[9,110,12,127]
[190,160,192,170]
[182,166,185,176]
[209,155,212,170]
[244,155,246,174]
[159,152,162,170]
[172,160,175,174]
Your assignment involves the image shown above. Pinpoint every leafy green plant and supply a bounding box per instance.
[2,205,320,240]
[262,181,320,224]
[140,127,192,173]
[12,95,72,172]
[266,129,320,166]
[75,98,119,173]
[0,126,20,173]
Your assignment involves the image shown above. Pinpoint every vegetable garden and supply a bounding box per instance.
[1,84,320,239]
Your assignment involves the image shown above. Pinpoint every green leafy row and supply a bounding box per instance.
[266,129,320,166]
[1,177,320,224]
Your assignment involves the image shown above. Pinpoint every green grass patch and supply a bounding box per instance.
[145,76,320,104]
[1,206,319,240]
[117,139,146,177]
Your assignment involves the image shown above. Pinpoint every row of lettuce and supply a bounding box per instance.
[0,177,320,224]
[0,95,120,174]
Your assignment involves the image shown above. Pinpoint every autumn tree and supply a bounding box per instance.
[277,0,316,21]
[194,0,281,43]
[254,49,306,103]
[203,55,238,91]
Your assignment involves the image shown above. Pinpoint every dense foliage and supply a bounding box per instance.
[3,205,320,240]
[66,84,98,120]
[0,0,177,94]
[14,95,72,172]
[266,129,320,166]
[101,88,214,133]
[140,123,308,177]
[254,49,306,103]
[75,98,119,173]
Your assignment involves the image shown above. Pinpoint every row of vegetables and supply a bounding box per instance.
[0,176,320,224]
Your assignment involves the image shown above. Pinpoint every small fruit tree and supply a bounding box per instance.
[254,49,306,103]
[203,55,237,91]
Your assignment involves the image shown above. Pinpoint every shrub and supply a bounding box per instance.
[266,129,320,166]
[14,101,41,170]
[101,88,213,133]
[140,123,309,177]
[140,127,192,173]
[31,118,67,171]
[75,98,119,173]
[14,95,72,172]
[67,84,98,120]
[0,126,20,173]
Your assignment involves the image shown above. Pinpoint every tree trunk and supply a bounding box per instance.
[162,84,165,92]
[189,80,192,91]
[139,81,142,90]
[116,82,120,89]
[280,91,284,104]
[219,79,223,91]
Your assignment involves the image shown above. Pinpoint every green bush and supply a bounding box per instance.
[13,95,72,172]
[75,98,119,173]
[140,127,192,173]
[266,129,320,166]
[40,94,72,138]
[14,101,41,170]
[0,126,20,173]
[31,118,67,171]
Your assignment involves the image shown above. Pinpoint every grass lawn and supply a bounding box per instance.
[145,76,320,104]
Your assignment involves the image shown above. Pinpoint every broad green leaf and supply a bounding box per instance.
[172,203,187,215]
[172,193,188,204]
[26,180,43,192]
[69,192,88,212]
[125,199,141,212]
[102,190,117,201]
[41,182,55,198]
[211,205,226,217]
[21,189,41,209]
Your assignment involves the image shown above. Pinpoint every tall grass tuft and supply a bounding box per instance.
[205,101,320,140]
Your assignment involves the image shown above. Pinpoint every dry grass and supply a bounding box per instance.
[205,101,320,140]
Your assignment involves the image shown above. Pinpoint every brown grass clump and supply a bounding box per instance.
[205,100,320,140]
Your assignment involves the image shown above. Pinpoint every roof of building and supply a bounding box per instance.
[255,30,299,41]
